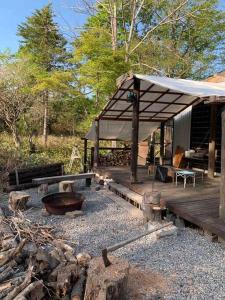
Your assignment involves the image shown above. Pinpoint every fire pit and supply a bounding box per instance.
[42,192,85,215]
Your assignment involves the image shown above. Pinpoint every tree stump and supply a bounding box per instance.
[84,256,129,300]
[59,181,75,193]
[38,183,48,195]
[142,192,162,222]
[8,191,30,211]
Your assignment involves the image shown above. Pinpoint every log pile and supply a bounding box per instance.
[0,208,89,300]
[99,150,131,167]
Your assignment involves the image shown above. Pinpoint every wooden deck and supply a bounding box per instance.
[96,166,225,239]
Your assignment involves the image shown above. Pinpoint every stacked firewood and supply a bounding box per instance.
[0,208,90,300]
[99,150,131,167]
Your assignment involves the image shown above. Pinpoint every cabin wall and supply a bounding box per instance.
[190,102,222,173]
[173,106,192,153]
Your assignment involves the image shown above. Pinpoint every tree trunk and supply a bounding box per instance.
[43,91,48,147]
[11,126,21,149]
[111,0,117,52]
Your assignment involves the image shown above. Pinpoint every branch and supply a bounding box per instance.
[131,62,167,75]
[129,0,189,55]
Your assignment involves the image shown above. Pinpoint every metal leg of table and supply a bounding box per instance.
[184,176,186,188]
[193,175,196,187]
[176,173,178,186]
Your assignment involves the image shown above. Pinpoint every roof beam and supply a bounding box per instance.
[139,89,170,113]
[104,109,174,114]
[114,83,155,120]
[100,81,134,117]
[119,87,183,95]
[148,94,184,120]
[110,98,188,105]
[100,116,164,122]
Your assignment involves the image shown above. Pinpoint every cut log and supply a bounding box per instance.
[76,253,91,267]
[0,265,14,283]
[56,263,79,297]
[0,207,17,250]
[8,191,30,211]
[4,263,33,300]
[84,256,130,300]
[38,183,48,195]
[0,260,16,274]
[71,269,86,300]
[0,239,26,267]
[59,180,75,192]
[14,280,43,300]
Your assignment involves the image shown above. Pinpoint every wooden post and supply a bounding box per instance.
[93,120,99,168]
[130,77,140,183]
[208,104,217,178]
[160,122,165,165]
[83,138,88,173]
[220,106,225,219]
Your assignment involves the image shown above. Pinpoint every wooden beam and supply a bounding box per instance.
[220,106,225,219]
[32,173,95,185]
[99,117,165,122]
[208,104,217,178]
[118,88,183,95]
[93,120,99,168]
[148,94,184,120]
[130,77,140,183]
[160,122,165,165]
[139,89,170,113]
[100,81,134,116]
[83,138,88,173]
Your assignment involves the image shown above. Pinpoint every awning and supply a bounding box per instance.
[85,120,160,142]
[85,73,225,141]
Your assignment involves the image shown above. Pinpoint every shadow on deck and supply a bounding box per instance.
[96,166,225,239]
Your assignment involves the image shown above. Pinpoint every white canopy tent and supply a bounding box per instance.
[86,74,225,142]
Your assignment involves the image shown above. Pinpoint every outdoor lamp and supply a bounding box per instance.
[127,91,137,102]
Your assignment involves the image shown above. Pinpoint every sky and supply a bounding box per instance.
[0,0,225,53]
[0,0,88,52]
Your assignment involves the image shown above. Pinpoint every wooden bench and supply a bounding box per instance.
[33,173,95,193]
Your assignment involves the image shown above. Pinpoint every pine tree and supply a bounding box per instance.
[17,4,69,145]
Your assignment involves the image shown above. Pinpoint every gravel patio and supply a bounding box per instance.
[7,184,225,299]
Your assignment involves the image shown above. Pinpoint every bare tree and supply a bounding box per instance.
[72,0,190,62]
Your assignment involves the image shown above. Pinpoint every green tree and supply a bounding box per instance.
[73,0,225,109]
[0,54,36,148]
[17,4,70,145]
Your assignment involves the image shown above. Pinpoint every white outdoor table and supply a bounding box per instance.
[175,170,196,188]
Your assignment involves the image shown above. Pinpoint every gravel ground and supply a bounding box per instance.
[13,185,225,299]
[115,228,225,300]
[23,185,144,256]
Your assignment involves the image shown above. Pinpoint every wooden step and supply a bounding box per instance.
[108,182,143,209]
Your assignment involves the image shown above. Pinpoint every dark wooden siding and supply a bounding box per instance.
[190,103,222,172]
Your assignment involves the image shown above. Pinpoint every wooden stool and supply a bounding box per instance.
[59,180,75,192]
[8,191,30,211]
[147,165,157,176]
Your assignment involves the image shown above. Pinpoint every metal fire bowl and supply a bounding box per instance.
[42,192,85,215]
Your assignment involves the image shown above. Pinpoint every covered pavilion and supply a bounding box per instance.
[85,73,225,182]
[83,73,225,238]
